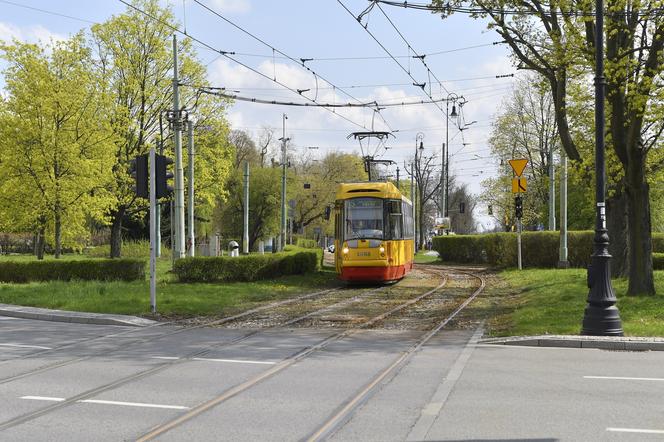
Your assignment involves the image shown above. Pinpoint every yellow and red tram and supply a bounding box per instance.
[334,182,414,282]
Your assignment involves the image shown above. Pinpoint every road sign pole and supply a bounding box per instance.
[149,147,157,314]
[517,218,522,270]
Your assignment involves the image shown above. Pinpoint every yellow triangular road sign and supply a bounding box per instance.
[509,159,528,177]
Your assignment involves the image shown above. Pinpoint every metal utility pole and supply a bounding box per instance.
[559,154,569,267]
[582,0,623,336]
[156,114,165,257]
[410,162,415,250]
[445,94,458,218]
[187,120,195,257]
[243,161,250,254]
[396,167,400,188]
[149,147,157,313]
[279,114,289,252]
[440,142,446,217]
[172,34,185,260]
[548,147,556,230]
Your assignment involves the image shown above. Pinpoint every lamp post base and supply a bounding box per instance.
[581,303,623,336]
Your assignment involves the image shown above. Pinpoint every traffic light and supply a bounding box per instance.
[488,204,493,215]
[130,154,149,198]
[515,196,523,219]
[324,206,331,220]
[155,154,174,199]
[459,202,465,214]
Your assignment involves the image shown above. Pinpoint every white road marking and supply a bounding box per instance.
[0,343,52,350]
[192,357,277,365]
[151,356,276,365]
[21,396,189,410]
[21,396,65,402]
[607,428,664,434]
[79,399,189,410]
[585,375,664,382]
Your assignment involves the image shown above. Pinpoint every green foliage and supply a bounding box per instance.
[295,238,318,249]
[652,233,664,253]
[433,231,595,268]
[653,253,664,270]
[173,251,318,283]
[0,259,145,283]
[84,240,170,259]
[0,35,116,252]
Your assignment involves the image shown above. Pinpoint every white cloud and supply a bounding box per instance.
[208,0,251,14]
[0,22,66,44]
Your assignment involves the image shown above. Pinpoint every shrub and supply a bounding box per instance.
[433,230,595,268]
[173,250,318,283]
[654,253,664,270]
[0,258,146,283]
[652,233,664,253]
[295,238,318,249]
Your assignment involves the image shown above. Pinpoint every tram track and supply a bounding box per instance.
[134,270,450,441]
[306,267,486,441]
[0,275,435,432]
[0,285,341,385]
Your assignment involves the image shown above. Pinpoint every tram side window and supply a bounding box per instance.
[402,200,414,239]
[386,199,403,240]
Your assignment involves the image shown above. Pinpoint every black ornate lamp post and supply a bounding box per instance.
[582,0,623,336]
[444,94,458,218]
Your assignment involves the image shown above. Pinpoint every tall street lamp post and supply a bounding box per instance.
[582,0,623,336]
[415,133,424,251]
[444,94,458,218]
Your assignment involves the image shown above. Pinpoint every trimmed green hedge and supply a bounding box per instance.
[653,233,664,253]
[654,253,664,270]
[0,259,146,283]
[295,238,318,249]
[173,251,318,283]
[433,231,594,268]
[433,231,664,269]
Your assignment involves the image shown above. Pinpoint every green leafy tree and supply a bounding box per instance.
[92,0,231,257]
[433,0,664,294]
[0,36,116,258]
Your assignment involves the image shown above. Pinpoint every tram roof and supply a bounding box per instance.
[335,181,411,203]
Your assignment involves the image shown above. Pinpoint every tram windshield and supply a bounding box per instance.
[345,198,383,240]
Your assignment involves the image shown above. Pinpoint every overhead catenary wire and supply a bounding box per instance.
[192,0,394,132]
[371,0,664,18]
[117,0,370,131]
[0,0,96,24]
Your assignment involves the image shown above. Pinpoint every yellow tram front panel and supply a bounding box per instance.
[334,182,414,282]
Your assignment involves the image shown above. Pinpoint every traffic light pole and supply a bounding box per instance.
[172,34,185,260]
[149,147,157,314]
[280,114,288,252]
[187,120,195,257]
[243,161,250,254]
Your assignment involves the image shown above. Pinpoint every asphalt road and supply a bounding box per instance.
[1,315,663,441]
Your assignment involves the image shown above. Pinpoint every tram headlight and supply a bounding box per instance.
[379,246,385,254]
[342,247,349,255]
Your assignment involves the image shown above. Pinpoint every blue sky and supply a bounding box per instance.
[0,0,519,229]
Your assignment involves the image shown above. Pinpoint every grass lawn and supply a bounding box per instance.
[0,253,339,318]
[414,251,440,264]
[481,268,664,337]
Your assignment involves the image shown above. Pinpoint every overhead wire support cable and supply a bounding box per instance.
[336,0,451,120]
[197,89,457,107]
[191,0,394,132]
[116,0,370,131]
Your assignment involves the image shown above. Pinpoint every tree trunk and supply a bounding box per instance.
[36,223,45,260]
[54,210,62,259]
[607,191,628,277]
[110,207,125,258]
[625,153,655,295]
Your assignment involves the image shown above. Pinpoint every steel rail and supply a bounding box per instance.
[0,281,412,431]
[135,271,449,441]
[0,286,340,385]
[306,268,486,441]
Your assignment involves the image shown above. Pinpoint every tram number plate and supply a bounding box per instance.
[357,251,370,257]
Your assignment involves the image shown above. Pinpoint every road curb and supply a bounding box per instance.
[0,304,156,327]
[480,335,664,351]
